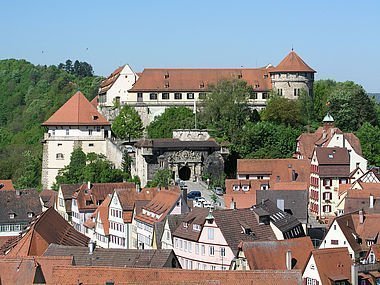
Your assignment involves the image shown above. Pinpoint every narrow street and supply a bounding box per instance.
[184,180,225,209]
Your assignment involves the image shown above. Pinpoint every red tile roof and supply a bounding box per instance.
[73,182,135,212]
[240,237,314,270]
[98,65,125,94]
[50,266,302,284]
[0,256,73,284]
[130,68,273,93]
[237,159,310,185]
[296,126,362,159]
[335,211,380,254]
[271,50,315,73]
[90,95,98,108]
[310,248,352,284]
[3,207,89,257]
[42,91,110,126]
[0,179,14,190]
[135,187,181,225]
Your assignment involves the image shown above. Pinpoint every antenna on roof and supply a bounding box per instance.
[291,45,294,51]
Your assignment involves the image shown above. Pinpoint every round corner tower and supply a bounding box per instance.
[270,50,316,99]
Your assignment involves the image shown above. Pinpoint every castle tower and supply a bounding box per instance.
[41,91,122,189]
[270,50,316,99]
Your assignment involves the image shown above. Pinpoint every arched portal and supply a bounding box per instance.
[179,166,191,181]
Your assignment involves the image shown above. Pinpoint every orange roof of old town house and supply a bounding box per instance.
[271,50,316,73]
[42,91,110,126]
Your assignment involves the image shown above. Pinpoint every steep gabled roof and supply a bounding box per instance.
[271,50,315,73]
[240,237,313,270]
[42,91,110,126]
[135,187,183,225]
[311,248,352,284]
[98,65,125,94]
[173,208,276,254]
[3,207,89,257]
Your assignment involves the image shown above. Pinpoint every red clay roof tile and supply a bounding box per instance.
[42,91,110,126]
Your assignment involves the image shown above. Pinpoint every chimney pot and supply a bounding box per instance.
[286,250,292,270]
[359,210,364,224]
[87,181,91,190]
[369,195,374,209]
[88,240,95,254]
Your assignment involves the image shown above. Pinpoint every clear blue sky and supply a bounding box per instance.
[1,0,379,92]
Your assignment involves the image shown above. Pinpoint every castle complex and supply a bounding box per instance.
[98,50,315,126]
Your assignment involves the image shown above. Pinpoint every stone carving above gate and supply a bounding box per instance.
[168,150,201,163]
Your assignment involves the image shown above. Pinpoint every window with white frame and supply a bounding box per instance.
[174,93,182,100]
[242,185,249,191]
[208,228,214,240]
[233,185,240,191]
[209,245,215,256]
[195,243,199,254]
[187,93,194,99]
[150,93,158,100]
[201,244,205,255]
[56,153,64,160]
[220,247,226,257]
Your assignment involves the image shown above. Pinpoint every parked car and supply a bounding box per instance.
[214,187,224,196]
[187,191,201,200]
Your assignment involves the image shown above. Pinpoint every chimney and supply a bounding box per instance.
[16,189,21,196]
[88,240,95,254]
[136,183,141,193]
[291,170,297,181]
[182,187,187,206]
[277,199,285,211]
[286,250,292,270]
[369,194,374,209]
[359,210,364,224]
[87,181,91,190]
[230,198,236,210]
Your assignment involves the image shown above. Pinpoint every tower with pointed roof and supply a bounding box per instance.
[269,50,315,99]
[41,91,123,189]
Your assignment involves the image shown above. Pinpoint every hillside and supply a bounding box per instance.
[0,59,102,189]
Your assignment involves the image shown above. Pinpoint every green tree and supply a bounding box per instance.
[55,149,125,187]
[147,169,172,187]
[313,79,337,121]
[14,150,41,189]
[236,121,301,159]
[112,105,144,141]
[55,147,87,185]
[199,79,259,144]
[147,107,195,138]
[328,81,378,131]
[261,95,302,127]
[356,122,380,166]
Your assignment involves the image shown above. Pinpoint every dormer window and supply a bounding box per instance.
[27,212,34,218]
[183,222,188,228]
[199,81,205,88]
[193,224,201,231]
[9,213,15,219]
[328,154,333,159]
[242,185,250,192]
[260,184,268,190]
[233,185,240,191]
[164,72,169,79]
[92,115,98,120]
[164,81,170,88]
